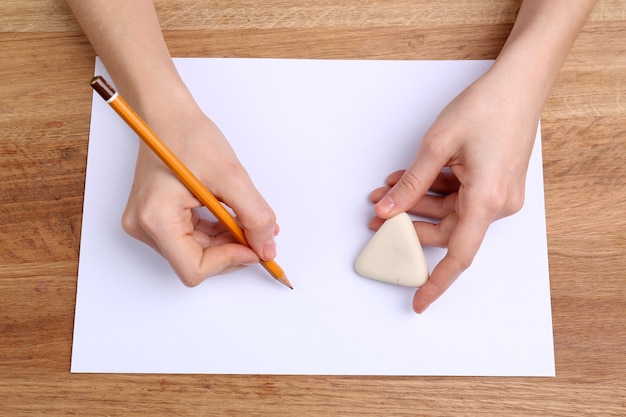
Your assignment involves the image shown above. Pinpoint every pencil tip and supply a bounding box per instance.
[280,275,293,290]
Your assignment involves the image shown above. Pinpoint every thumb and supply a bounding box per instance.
[374,140,448,219]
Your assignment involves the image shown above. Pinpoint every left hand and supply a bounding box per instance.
[371,67,541,313]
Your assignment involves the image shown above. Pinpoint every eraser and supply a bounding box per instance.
[354,212,429,287]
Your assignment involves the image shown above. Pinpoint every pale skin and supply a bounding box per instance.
[65,0,279,286]
[66,0,597,312]
[372,0,598,313]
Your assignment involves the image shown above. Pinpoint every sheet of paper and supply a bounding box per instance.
[71,58,554,376]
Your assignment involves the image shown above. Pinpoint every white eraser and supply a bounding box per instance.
[355,212,429,287]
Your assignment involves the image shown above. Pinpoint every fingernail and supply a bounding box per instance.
[375,195,395,214]
[263,240,276,260]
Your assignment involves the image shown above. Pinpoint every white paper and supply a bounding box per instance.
[71,58,555,376]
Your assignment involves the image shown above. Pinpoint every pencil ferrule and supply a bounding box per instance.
[106,91,119,104]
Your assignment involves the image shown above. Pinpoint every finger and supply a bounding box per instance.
[193,211,280,241]
[190,226,239,249]
[217,173,278,262]
[408,192,457,221]
[193,217,231,238]
[372,188,456,222]
[129,212,258,284]
[156,231,260,287]
[412,204,492,313]
[369,186,391,204]
[412,213,459,248]
[368,216,385,231]
[430,170,460,195]
[370,211,457,248]
[385,169,460,196]
[374,139,450,219]
[136,196,260,285]
[384,170,405,187]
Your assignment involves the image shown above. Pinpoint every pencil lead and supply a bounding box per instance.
[279,274,293,290]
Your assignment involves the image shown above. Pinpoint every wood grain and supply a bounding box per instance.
[1,0,624,416]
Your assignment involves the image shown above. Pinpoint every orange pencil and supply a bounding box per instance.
[91,75,292,289]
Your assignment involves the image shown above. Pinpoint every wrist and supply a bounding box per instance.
[487,49,552,117]
[128,73,200,124]
[120,72,207,150]
[489,0,597,112]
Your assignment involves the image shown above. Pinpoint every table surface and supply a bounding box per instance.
[1,1,624,415]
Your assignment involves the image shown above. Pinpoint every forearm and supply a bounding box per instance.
[65,0,193,122]
[491,0,598,111]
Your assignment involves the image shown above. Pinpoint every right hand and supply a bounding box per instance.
[121,101,278,286]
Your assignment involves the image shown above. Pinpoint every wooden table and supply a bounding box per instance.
[1,1,624,415]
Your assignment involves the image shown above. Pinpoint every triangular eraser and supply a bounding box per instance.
[354,212,429,287]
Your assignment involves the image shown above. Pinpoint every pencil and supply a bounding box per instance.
[90,75,292,289]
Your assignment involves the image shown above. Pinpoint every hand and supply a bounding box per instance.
[121,101,278,286]
[371,68,540,313]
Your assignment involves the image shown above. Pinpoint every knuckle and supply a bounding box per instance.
[255,209,277,229]
[482,182,525,218]
[121,191,164,239]
[477,182,510,216]
[484,191,508,216]
[243,205,276,232]
[450,251,474,271]
[177,261,215,288]
[121,209,141,238]
[132,208,161,236]
[422,130,448,155]
[505,190,525,216]
[178,271,203,288]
